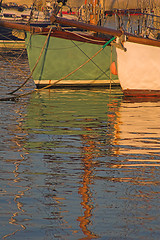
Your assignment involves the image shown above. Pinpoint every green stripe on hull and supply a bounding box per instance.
[25,32,118,86]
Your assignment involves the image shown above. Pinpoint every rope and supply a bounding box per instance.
[9,26,52,94]
[0,33,25,53]
[0,51,25,74]
[36,48,106,90]
[65,30,107,43]
[0,35,32,76]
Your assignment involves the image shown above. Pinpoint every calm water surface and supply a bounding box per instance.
[0,50,160,240]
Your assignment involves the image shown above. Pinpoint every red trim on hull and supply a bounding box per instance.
[105,9,142,16]
[61,11,76,15]
[123,89,160,98]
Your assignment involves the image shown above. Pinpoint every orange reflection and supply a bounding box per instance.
[108,100,160,184]
[78,129,99,239]
[77,96,121,239]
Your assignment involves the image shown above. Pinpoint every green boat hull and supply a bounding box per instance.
[25,32,119,88]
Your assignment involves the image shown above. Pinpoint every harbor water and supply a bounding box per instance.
[0,50,160,240]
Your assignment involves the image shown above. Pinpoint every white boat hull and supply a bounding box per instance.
[116,41,160,97]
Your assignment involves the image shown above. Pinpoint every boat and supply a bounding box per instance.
[25,0,118,88]
[110,1,160,97]
[0,0,119,88]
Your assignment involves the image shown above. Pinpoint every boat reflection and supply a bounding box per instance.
[24,89,122,239]
[109,99,160,185]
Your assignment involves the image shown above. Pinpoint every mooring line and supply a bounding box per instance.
[9,27,53,94]
[0,33,33,84]
[0,42,29,75]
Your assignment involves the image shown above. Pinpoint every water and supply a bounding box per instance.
[0,50,160,240]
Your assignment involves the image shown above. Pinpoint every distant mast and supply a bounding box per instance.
[90,0,98,25]
[84,0,104,25]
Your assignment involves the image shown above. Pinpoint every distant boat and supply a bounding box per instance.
[0,0,87,49]
[0,1,51,49]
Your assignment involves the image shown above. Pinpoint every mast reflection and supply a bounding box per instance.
[77,97,120,239]
[78,129,99,239]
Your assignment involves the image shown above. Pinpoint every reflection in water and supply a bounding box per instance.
[110,101,160,179]
[107,100,160,240]
[0,102,30,239]
[78,132,99,239]
[23,89,122,239]
[1,88,160,239]
[77,98,120,240]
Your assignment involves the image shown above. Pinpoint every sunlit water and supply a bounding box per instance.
[0,50,160,240]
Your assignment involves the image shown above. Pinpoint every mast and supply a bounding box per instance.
[90,0,98,25]
[85,0,104,25]
[100,0,105,25]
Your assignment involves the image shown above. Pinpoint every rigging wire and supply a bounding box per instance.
[70,37,112,81]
